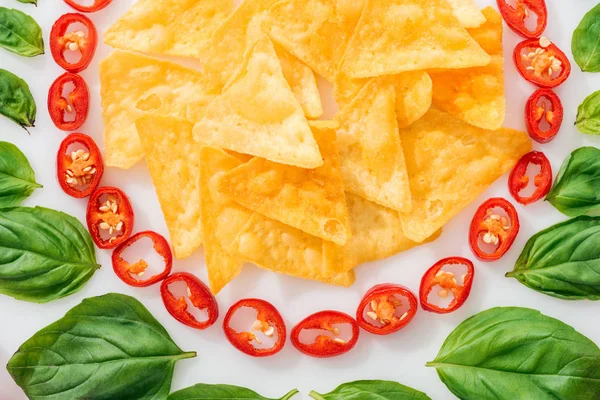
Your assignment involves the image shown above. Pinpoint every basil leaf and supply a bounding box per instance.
[169,384,299,400]
[546,147,600,216]
[0,206,100,303]
[0,7,43,57]
[572,3,600,72]
[576,90,600,134]
[0,141,41,207]
[309,380,431,400]
[17,0,38,5]
[7,293,197,400]
[507,216,600,300]
[427,307,600,400]
[0,68,36,130]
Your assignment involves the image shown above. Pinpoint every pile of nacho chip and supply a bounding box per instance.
[100,0,532,294]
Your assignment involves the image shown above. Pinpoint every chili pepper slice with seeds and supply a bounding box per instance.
[291,310,359,358]
[525,88,563,143]
[86,187,134,249]
[356,284,417,335]
[63,0,113,13]
[509,151,552,206]
[497,0,548,39]
[48,73,89,131]
[514,37,571,88]
[469,198,520,261]
[112,231,172,288]
[223,299,286,357]
[57,133,103,198]
[161,272,218,330]
[420,257,475,314]
[50,13,98,73]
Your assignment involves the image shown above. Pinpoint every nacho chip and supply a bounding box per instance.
[430,7,505,130]
[399,108,532,243]
[335,79,412,212]
[219,120,350,246]
[334,71,432,128]
[446,0,486,28]
[341,0,491,78]
[263,0,365,82]
[230,213,355,287]
[100,50,219,169]
[274,42,323,119]
[135,116,202,259]
[199,147,254,294]
[193,36,322,169]
[324,193,441,274]
[104,0,234,59]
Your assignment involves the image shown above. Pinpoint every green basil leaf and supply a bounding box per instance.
[572,3,600,72]
[546,147,600,216]
[0,7,43,57]
[0,206,100,303]
[427,307,600,400]
[309,380,431,400]
[17,0,38,5]
[0,141,41,207]
[507,216,600,300]
[0,68,36,130]
[169,384,299,400]
[7,293,197,400]
[576,90,600,134]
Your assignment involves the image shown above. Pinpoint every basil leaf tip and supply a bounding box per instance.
[572,3,600,72]
[0,141,41,207]
[0,68,36,130]
[0,7,44,57]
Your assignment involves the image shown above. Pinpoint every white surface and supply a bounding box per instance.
[1,0,599,399]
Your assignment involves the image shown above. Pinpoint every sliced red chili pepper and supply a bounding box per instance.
[514,37,571,88]
[291,311,359,358]
[469,198,520,261]
[57,133,103,198]
[497,0,547,39]
[86,187,134,249]
[419,257,475,314]
[48,72,89,131]
[509,151,552,206]
[525,88,563,143]
[50,13,98,73]
[161,272,218,330]
[223,299,286,357]
[63,0,112,13]
[112,231,172,287]
[356,284,417,335]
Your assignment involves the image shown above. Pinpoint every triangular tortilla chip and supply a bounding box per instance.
[99,50,219,169]
[230,213,355,287]
[430,7,505,130]
[136,116,202,259]
[341,0,491,78]
[334,71,432,128]
[447,0,486,28]
[193,36,322,168]
[335,79,412,212]
[199,147,253,294]
[219,120,350,246]
[323,193,441,274]
[104,0,234,59]
[263,0,365,82]
[399,108,532,242]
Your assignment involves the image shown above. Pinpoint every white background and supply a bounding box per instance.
[0,0,599,399]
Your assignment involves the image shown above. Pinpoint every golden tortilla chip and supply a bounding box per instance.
[230,213,355,287]
[219,120,350,246]
[446,0,486,28]
[430,7,505,130]
[135,116,202,259]
[399,108,532,242]
[324,193,441,274]
[335,79,412,212]
[199,146,253,294]
[263,0,365,82]
[334,71,432,128]
[193,36,322,169]
[99,50,219,169]
[104,0,234,59]
[341,0,491,78]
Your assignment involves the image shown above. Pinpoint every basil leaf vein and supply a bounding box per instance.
[168,383,299,400]
[0,141,40,207]
[0,7,43,57]
[0,68,36,130]
[309,380,431,400]
[572,3,600,72]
